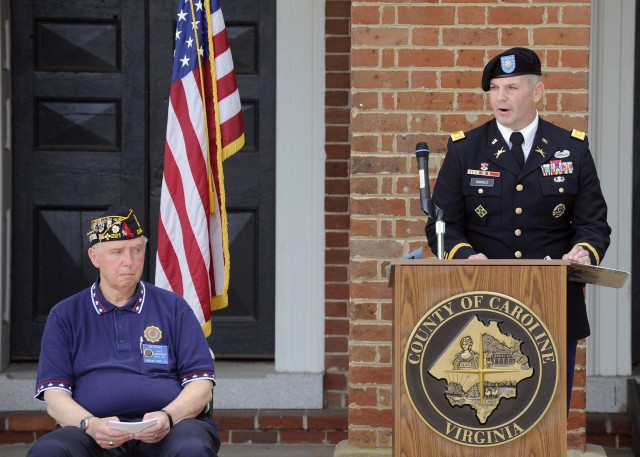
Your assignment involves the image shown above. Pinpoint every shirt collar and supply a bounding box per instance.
[91,281,146,315]
[496,113,539,155]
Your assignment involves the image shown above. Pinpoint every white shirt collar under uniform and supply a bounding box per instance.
[496,113,539,161]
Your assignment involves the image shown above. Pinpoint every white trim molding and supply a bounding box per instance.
[275,0,326,373]
[586,0,634,411]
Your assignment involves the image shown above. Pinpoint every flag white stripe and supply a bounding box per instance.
[218,89,242,124]
[214,48,234,79]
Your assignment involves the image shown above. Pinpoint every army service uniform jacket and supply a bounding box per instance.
[426,117,611,341]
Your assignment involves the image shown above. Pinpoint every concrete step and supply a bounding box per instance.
[0,443,336,457]
[0,443,634,457]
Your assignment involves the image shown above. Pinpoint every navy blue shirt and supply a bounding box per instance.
[35,281,215,418]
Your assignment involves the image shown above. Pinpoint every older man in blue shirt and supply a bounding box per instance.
[28,206,220,457]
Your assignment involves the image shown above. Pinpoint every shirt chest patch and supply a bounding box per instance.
[142,344,169,364]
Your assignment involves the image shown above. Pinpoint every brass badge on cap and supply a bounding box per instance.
[552,204,566,218]
[144,326,163,343]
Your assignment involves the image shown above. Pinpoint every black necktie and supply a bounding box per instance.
[510,131,525,169]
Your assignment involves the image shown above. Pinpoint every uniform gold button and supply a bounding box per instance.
[516,184,524,191]
[559,188,564,193]
[515,229,522,236]
[515,251,522,258]
[515,207,523,215]
[478,188,484,194]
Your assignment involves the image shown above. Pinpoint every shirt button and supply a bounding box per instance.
[119,340,125,344]
[515,251,522,258]
[515,229,522,236]
[118,324,123,328]
[559,188,565,193]
[515,207,523,215]
[478,188,484,194]
[516,184,524,191]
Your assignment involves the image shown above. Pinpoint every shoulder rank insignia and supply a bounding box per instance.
[571,129,586,141]
[451,131,466,142]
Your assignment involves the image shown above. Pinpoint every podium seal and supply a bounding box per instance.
[403,291,558,447]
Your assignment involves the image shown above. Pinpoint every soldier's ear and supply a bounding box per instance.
[533,81,544,103]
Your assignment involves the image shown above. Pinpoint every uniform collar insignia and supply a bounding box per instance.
[495,147,506,158]
[542,137,549,145]
[535,146,546,158]
[491,138,498,145]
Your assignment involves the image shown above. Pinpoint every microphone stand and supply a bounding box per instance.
[434,206,445,260]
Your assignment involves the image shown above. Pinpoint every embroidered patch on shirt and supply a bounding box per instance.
[144,326,163,343]
[142,344,169,364]
[475,205,488,218]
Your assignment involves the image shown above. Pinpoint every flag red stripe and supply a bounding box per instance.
[161,138,212,316]
[220,111,244,147]
[212,29,230,57]
[156,214,183,295]
[169,77,210,210]
[215,70,238,101]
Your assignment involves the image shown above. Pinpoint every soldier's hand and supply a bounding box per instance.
[562,245,591,265]
[468,253,488,260]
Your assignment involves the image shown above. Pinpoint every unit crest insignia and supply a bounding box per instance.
[403,292,558,447]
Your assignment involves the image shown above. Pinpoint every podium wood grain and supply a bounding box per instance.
[391,260,567,457]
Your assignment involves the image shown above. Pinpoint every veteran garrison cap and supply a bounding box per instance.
[87,205,144,245]
[482,47,542,91]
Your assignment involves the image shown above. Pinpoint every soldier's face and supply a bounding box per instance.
[88,238,146,294]
[489,75,543,131]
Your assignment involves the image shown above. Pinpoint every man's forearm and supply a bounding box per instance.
[44,389,92,427]
[162,379,213,425]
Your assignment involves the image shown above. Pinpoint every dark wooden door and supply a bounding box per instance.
[208,0,276,358]
[11,0,276,360]
[10,0,147,360]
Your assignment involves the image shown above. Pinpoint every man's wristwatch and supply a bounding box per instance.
[79,415,94,432]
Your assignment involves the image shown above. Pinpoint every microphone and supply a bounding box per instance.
[415,142,433,217]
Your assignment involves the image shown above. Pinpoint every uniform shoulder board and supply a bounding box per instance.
[451,131,466,142]
[571,129,586,141]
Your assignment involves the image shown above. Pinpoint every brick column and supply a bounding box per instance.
[325,0,352,410]
[345,0,591,454]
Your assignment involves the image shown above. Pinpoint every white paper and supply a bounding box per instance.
[108,418,157,433]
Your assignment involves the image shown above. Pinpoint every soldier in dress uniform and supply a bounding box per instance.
[425,47,611,409]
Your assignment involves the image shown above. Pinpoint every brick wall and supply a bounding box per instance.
[348,0,591,451]
[325,0,352,410]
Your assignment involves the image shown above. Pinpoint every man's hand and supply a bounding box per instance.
[86,416,133,449]
[562,245,591,265]
[468,253,488,260]
[133,411,172,443]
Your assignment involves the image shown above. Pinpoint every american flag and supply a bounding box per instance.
[155,0,244,336]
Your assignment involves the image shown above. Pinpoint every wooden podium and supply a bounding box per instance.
[391,259,569,457]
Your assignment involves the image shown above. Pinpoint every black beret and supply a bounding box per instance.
[87,205,145,245]
[481,47,542,91]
